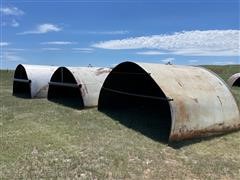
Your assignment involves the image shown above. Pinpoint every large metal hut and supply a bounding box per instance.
[48,66,111,109]
[227,73,240,87]
[98,61,240,142]
[13,64,58,98]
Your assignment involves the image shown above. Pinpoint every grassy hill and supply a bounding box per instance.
[203,65,240,82]
[203,65,240,106]
[0,65,240,179]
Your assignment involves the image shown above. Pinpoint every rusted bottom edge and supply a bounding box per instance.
[169,124,240,142]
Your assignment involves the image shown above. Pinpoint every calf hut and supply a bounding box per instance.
[98,61,240,142]
[48,66,111,109]
[13,64,57,98]
[227,73,240,87]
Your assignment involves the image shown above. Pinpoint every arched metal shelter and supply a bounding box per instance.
[48,66,111,108]
[98,61,240,142]
[227,73,240,87]
[13,64,58,98]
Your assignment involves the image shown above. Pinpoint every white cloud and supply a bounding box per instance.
[0,7,24,16]
[88,30,129,35]
[41,41,76,45]
[92,30,240,56]
[136,51,166,55]
[0,6,23,28]
[1,19,20,27]
[11,19,19,27]
[0,42,10,47]
[8,48,25,51]
[0,52,25,62]
[18,23,61,35]
[42,48,62,51]
[213,61,236,65]
[161,57,175,63]
[72,48,93,53]
[72,48,93,51]
[5,55,24,62]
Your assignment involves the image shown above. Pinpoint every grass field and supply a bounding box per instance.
[1,65,240,179]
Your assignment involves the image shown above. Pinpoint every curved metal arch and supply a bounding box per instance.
[99,61,240,142]
[13,64,58,98]
[49,66,111,107]
[14,64,29,79]
[49,66,79,84]
[228,73,240,87]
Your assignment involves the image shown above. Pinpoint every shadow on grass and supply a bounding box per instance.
[100,107,171,144]
[13,93,31,99]
[48,98,84,110]
[100,108,239,148]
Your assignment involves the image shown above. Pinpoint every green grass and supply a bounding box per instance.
[1,66,240,179]
[203,65,240,106]
[203,65,240,82]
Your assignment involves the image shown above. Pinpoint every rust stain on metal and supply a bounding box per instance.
[99,61,240,142]
[49,66,110,107]
[13,64,58,98]
[177,100,190,122]
[170,123,240,141]
[95,68,111,76]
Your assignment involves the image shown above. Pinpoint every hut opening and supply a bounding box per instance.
[48,67,84,109]
[98,62,172,142]
[233,77,240,87]
[227,73,240,88]
[13,64,31,98]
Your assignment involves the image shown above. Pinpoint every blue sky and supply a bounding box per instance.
[1,0,239,69]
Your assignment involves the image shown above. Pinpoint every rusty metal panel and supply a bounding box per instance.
[13,64,58,98]
[137,62,240,141]
[100,61,240,141]
[227,73,240,87]
[52,67,111,107]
